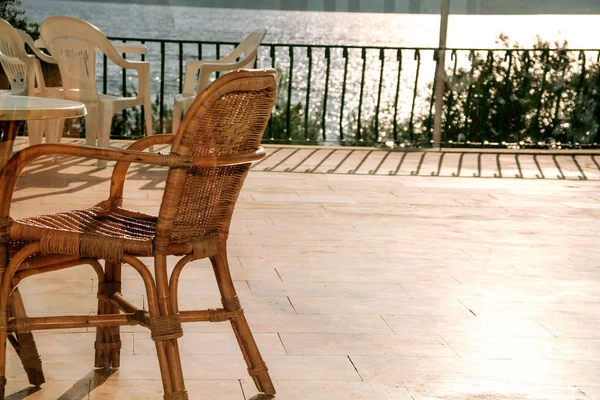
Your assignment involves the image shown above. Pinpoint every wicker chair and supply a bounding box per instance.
[0,69,278,400]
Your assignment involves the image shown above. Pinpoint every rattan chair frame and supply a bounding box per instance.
[0,69,278,400]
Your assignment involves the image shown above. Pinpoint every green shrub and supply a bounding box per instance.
[433,35,600,147]
[0,0,39,37]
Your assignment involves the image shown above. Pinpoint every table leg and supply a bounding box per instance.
[0,121,21,169]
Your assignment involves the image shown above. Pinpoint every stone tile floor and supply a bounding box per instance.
[4,139,600,399]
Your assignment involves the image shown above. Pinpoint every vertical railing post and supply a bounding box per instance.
[159,41,165,134]
[121,40,127,132]
[573,50,587,146]
[286,45,294,141]
[444,50,458,143]
[480,51,494,144]
[140,40,146,137]
[433,0,450,149]
[392,49,402,144]
[304,46,313,142]
[427,51,439,141]
[374,48,385,143]
[534,49,550,139]
[464,50,476,140]
[102,54,108,94]
[357,48,367,143]
[499,50,513,144]
[215,43,221,78]
[121,40,127,98]
[322,47,331,142]
[267,45,276,140]
[339,47,349,142]
[178,42,184,94]
[409,50,421,143]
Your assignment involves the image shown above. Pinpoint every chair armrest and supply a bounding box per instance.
[0,142,266,219]
[0,53,23,66]
[184,52,257,76]
[7,143,265,170]
[27,43,57,65]
[184,44,250,72]
[182,60,212,96]
[125,134,175,152]
[181,52,257,96]
[117,59,150,79]
[102,43,150,75]
[29,46,57,65]
[106,56,150,99]
[110,134,175,202]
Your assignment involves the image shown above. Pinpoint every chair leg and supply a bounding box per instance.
[171,101,182,135]
[143,98,154,137]
[44,119,65,144]
[97,110,114,168]
[0,312,7,399]
[8,289,44,387]
[0,243,41,399]
[26,121,44,146]
[95,261,122,369]
[84,107,99,147]
[142,254,187,400]
[45,119,65,164]
[210,246,275,396]
[151,338,189,400]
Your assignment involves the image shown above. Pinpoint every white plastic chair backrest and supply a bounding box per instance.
[182,27,267,96]
[40,16,123,104]
[0,18,36,95]
[225,27,267,65]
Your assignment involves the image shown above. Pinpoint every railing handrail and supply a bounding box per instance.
[106,36,600,53]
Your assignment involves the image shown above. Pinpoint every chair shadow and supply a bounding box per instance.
[5,386,42,400]
[5,369,115,400]
[246,395,275,400]
[11,155,168,204]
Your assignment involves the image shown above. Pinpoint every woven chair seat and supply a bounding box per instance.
[9,200,157,260]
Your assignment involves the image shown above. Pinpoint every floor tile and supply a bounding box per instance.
[382,315,554,337]
[280,333,457,357]
[89,379,244,400]
[241,379,412,400]
[406,381,590,400]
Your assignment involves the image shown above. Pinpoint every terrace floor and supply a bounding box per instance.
[4,139,600,399]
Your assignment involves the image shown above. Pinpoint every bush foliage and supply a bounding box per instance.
[0,0,38,37]
[438,36,600,147]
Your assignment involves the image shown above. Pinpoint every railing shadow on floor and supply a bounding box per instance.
[9,142,170,204]
[252,147,600,180]
[7,139,600,204]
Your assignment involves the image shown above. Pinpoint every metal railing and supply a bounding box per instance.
[103,36,600,149]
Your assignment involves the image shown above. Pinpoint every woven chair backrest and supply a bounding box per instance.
[155,69,277,247]
[39,16,109,103]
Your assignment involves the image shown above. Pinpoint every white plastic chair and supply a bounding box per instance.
[18,28,66,145]
[172,27,267,134]
[0,18,63,144]
[40,16,153,149]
